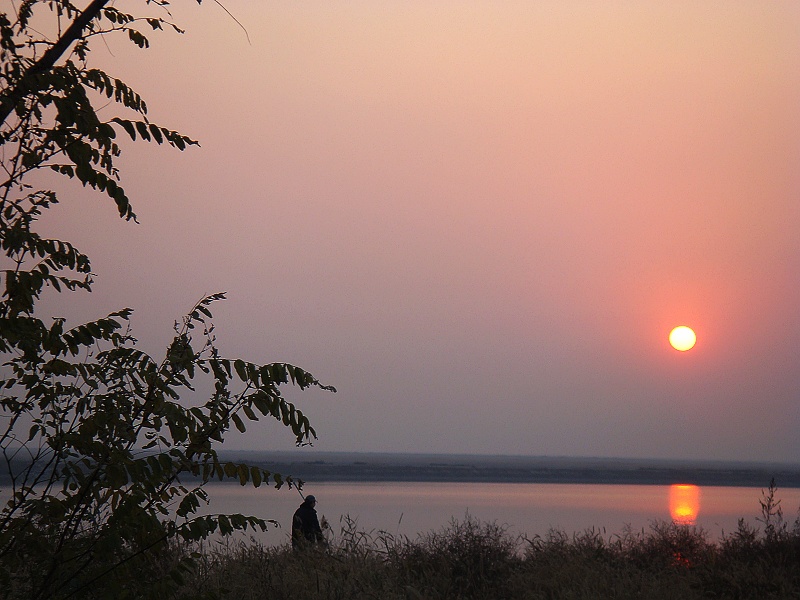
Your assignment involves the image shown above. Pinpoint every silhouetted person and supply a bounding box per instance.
[292,495,325,550]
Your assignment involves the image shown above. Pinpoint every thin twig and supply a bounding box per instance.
[213,0,251,45]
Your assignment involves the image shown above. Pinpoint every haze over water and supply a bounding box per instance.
[201,480,800,547]
[187,452,800,546]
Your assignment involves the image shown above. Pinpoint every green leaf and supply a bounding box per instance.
[128,29,150,49]
[218,514,232,535]
[112,117,137,140]
[231,412,246,433]
[251,467,262,488]
[233,359,248,382]
[135,120,151,141]
[242,404,256,421]
[149,124,163,144]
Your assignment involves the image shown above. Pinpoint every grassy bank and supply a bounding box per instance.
[171,485,800,600]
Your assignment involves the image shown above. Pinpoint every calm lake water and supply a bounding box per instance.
[197,481,800,547]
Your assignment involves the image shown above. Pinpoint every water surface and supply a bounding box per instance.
[198,481,800,547]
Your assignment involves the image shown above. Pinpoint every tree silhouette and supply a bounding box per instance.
[0,3,334,598]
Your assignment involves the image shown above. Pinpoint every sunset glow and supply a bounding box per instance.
[37,1,800,461]
[669,326,697,352]
[669,484,700,525]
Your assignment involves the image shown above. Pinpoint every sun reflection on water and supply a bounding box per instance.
[669,484,700,525]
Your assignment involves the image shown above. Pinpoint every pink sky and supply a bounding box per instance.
[42,1,800,461]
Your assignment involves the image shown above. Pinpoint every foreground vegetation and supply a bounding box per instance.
[1,4,334,598]
[147,485,800,600]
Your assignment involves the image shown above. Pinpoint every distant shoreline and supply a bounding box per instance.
[215,451,800,489]
[4,451,798,488]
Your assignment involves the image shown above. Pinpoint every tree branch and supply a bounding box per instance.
[0,0,111,127]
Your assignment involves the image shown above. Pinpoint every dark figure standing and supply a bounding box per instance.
[292,495,325,549]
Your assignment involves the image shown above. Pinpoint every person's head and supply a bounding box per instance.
[304,495,316,506]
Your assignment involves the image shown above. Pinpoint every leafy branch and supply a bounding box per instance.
[0,2,336,598]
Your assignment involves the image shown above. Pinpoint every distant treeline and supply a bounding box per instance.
[212,452,800,488]
[4,451,798,489]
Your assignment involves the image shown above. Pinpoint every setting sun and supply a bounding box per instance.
[669,326,696,352]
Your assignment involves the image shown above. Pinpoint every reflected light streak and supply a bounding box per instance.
[669,484,700,525]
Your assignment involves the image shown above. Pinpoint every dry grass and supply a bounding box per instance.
[173,515,800,600]
[148,483,800,600]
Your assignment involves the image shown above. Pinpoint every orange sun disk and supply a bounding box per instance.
[669,326,696,351]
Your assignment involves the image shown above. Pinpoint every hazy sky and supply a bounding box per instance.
[39,1,800,462]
